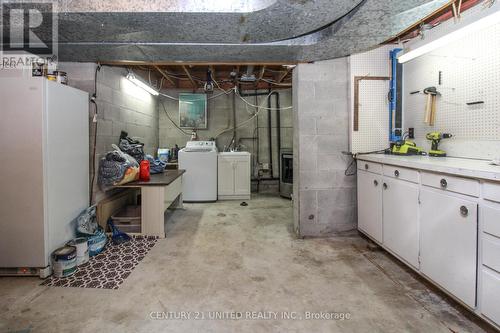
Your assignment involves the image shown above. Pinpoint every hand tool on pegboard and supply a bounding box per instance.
[423,87,440,126]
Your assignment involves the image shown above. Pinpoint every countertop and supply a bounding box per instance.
[115,169,185,187]
[356,154,500,182]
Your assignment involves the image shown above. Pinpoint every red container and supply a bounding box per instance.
[139,160,150,181]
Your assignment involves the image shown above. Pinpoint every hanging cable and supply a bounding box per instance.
[214,90,274,138]
[235,89,292,110]
[261,78,292,87]
[159,99,191,136]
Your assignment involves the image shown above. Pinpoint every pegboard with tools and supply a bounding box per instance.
[403,18,500,159]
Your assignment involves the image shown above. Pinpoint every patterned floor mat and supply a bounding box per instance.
[41,236,157,289]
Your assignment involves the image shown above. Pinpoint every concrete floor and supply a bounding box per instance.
[0,195,495,332]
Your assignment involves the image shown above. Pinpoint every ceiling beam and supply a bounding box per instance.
[100,61,299,66]
[277,68,291,83]
[209,65,216,82]
[153,65,176,88]
[182,65,197,89]
[257,65,266,83]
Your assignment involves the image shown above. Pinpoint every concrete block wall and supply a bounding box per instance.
[58,63,159,203]
[293,58,357,237]
[159,89,292,185]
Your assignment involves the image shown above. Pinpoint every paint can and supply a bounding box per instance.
[51,245,77,278]
[52,71,68,85]
[32,60,47,77]
[67,237,89,266]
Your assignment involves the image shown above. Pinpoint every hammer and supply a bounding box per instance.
[423,87,440,126]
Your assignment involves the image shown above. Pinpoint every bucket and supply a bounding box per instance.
[67,237,89,266]
[51,245,77,277]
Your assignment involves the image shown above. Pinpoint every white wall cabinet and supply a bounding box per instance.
[218,153,251,200]
[357,170,383,243]
[383,177,419,268]
[420,189,477,308]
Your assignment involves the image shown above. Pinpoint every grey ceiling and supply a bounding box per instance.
[10,0,451,62]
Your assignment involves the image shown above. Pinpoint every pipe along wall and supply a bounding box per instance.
[158,88,293,193]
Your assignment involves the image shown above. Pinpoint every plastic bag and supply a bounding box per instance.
[98,144,139,191]
[146,154,166,174]
[87,227,107,256]
[75,207,107,256]
[119,138,145,163]
[76,205,98,236]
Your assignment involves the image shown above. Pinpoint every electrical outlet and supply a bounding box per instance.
[408,128,414,139]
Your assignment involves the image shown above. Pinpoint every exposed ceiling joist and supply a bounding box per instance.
[256,65,266,84]
[385,0,478,43]
[209,65,216,81]
[153,65,176,87]
[277,68,291,83]
[125,63,293,90]
[182,65,197,88]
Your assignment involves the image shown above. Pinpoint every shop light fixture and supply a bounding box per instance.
[398,8,500,63]
[126,72,159,96]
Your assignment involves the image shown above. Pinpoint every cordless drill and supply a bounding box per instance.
[426,132,452,157]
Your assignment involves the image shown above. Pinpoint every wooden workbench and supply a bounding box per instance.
[115,170,185,238]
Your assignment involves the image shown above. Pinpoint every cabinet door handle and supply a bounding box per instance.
[440,178,448,188]
[383,183,388,190]
[373,180,378,186]
[460,205,469,217]
[365,163,369,170]
[394,170,399,177]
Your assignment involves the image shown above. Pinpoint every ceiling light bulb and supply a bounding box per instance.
[126,72,159,96]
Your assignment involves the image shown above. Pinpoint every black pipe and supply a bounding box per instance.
[238,88,270,97]
[267,87,273,178]
[240,87,282,191]
[232,91,236,146]
[272,92,281,181]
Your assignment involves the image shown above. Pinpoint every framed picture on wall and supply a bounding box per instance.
[179,93,208,129]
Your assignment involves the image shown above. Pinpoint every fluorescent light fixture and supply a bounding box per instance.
[126,72,159,96]
[399,8,500,63]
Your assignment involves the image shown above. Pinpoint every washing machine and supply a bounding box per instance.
[178,141,218,202]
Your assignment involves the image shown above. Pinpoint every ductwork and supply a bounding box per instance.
[4,0,451,62]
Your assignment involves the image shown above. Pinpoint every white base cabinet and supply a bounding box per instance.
[357,166,419,268]
[480,203,500,326]
[357,170,383,243]
[356,157,500,330]
[382,177,419,268]
[481,268,500,325]
[420,189,477,308]
[218,153,251,200]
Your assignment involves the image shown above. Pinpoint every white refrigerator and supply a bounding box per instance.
[0,74,89,277]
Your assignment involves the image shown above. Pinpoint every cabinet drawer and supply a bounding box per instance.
[383,165,419,183]
[481,268,500,325]
[483,182,500,203]
[483,234,500,273]
[483,205,500,238]
[421,172,479,197]
[357,161,382,174]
